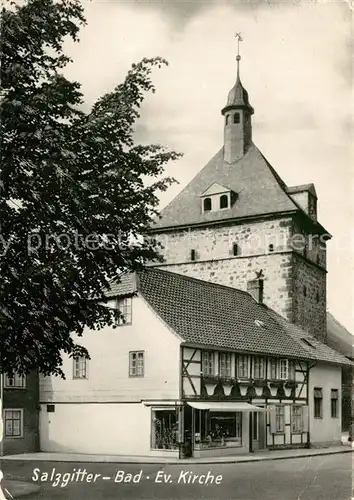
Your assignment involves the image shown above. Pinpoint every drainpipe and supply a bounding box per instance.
[0,372,3,457]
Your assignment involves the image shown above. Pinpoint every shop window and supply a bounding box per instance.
[275,405,285,433]
[73,357,87,379]
[200,411,242,448]
[4,409,23,438]
[253,356,265,379]
[116,297,132,325]
[220,194,228,209]
[291,405,303,433]
[202,351,214,376]
[237,355,249,378]
[314,387,323,418]
[203,197,212,212]
[129,351,144,377]
[219,353,232,378]
[4,373,26,388]
[151,410,178,450]
[331,389,339,418]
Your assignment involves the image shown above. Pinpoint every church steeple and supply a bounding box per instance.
[222,34,254,163]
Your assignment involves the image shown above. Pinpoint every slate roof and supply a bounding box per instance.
[326,312,353,359]
[286,183,317,198]
[151,144,298,230]
[107,268,352,367]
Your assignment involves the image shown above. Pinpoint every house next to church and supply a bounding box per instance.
[37,52,352,459]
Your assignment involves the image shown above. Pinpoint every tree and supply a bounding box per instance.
[0,0,180,377]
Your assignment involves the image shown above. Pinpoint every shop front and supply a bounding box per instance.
[183,402,268,458]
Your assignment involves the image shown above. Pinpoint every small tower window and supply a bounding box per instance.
[316,291,320,303]
[203,197,212,212]
[220,194,228,209]
[316,254,320,265]
[268,244,274,253]
[232,243,239,256]
[190,249,196,261]
[225,115,229,125]
[234,113,240,124]
[303,286,307,297]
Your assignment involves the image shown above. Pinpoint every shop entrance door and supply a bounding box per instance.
[251,411,266,451]
[182,405,193,458]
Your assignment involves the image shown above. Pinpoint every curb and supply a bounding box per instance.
[1,480,40,498]
[1,448,352,466]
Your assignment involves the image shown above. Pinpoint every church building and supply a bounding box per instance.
[35,50,352,459]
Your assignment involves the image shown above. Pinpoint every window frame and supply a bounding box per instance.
[219,352,232,378]
[275,405,285,434]
[202,351,214,376]
[279,359,289,380]
[73,356,88,380]
[236,355,249,379]
[129,350,145,378]
[330,389,339,418]
[116,296,132,326]
[291,405,303,434]
[253,356,265,380]
[203,197,212,212]
[233,112,240,124]
[4,374,26,389]
[3,409,24,439]
[314,387,323,419]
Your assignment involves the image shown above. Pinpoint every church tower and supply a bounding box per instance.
[149,40,329,342]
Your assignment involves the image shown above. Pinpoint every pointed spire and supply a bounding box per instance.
[235,32,242,80]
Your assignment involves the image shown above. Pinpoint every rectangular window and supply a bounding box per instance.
[151,409,178,450]
[219,353,232,378]
[253,357,265,379]
[116,297,132,325]
[129,351,144,377]
[279,359,289,380]
[314,387,323,418]
[291,405,303,433]
[237,355,249,379]
[288,360,295,380]
[4,374,26,388]
[4,409,23,438]
[269,358,277,379]
[331,389,339,418]
[201,412,242,448]
[202,351,214,376]
[275,405,285,433]
[73,357,87,379]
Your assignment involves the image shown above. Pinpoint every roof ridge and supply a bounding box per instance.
[143,266,256,299]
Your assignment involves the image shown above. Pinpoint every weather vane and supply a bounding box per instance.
[235,32,243,59]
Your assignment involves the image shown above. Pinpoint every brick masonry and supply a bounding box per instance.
[152,215,327,341]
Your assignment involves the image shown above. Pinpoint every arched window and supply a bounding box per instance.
[234,113,240,124]
[225,115,229,125]
[232,243,239,256]
[220,194,228,209]
[203,197,212,212]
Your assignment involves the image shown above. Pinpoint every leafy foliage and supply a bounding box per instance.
[0,0,180,376]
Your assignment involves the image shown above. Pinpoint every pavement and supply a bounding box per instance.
[0,479,40,498]
[1,442,352,465]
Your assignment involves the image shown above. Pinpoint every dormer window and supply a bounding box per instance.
[203,197,212,212]
[220,194,228,209]
[234,112,240,124]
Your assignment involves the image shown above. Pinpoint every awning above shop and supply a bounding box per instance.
[187,402,267,412]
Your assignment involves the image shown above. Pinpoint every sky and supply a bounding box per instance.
[64,0,353,333]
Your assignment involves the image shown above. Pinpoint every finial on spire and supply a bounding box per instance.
[235,32,243,77]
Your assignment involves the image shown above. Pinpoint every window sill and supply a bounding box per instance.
[4,435,23,439]
[4,387,26,390]
[314,416,323,419]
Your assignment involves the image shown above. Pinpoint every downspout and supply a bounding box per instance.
[306,361,317,448]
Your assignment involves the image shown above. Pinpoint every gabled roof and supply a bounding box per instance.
[201,182,231,197]
[286,184,317,198]
[326,312,353,359]
[107,268,352,367]
[151,144,298,230]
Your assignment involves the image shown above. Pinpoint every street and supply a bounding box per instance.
[1,453,353,499]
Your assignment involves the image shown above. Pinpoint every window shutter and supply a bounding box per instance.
[269,406,277,434]
[302,405,309,433]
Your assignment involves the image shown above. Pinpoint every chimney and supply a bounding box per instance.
[247,273,264,304]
